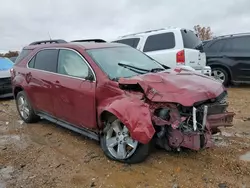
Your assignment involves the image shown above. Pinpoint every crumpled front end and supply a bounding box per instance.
[151,91,235,151]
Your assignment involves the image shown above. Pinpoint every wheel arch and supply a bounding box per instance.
[98,97,155,144]
[13,85,24,98]
[209,63,233,81]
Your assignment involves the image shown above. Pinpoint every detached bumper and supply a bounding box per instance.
[0,77,13,98]
[194,66,211,76]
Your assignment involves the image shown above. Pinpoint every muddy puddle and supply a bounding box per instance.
[240,151,250,162]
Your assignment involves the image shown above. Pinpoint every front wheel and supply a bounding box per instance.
[100,115,150,164]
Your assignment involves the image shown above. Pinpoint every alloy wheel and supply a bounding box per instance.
[212,69,226,83]
[105,119,138,160]
[17,96,30,120]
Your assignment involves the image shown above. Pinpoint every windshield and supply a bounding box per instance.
[86,46,164,79]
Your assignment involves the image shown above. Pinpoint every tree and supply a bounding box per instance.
[0,51,19,58]
[194,25,213,41]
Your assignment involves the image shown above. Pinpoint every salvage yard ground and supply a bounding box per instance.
[0,87,250,188]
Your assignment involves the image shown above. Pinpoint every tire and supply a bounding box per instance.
[211,67,230,86]
[100,115,151,164]
[16,91,40,123]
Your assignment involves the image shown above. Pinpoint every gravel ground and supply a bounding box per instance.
[0,87,250,188]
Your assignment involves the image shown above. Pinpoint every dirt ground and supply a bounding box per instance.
[0,88,250,188]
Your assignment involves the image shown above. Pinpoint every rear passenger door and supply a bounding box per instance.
[141,32,177,68]
[27,49,59,116]
[222,36,250,81]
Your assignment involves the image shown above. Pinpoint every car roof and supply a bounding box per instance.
[114,27,192,40]
[24,40,127,51]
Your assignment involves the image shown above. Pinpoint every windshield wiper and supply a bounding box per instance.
[118,63,150,72]
[118,62,164,73]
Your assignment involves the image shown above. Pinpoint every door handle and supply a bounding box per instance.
[55,80,61,88]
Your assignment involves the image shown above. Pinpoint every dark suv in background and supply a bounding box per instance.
[203,33,250,85]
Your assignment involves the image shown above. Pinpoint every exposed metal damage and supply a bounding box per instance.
[99,70,235,152]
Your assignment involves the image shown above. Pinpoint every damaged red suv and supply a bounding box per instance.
[11,39,235,163]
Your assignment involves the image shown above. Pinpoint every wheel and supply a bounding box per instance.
[211,67,229,86]
[100,115,151,164]
[16,91,40,123]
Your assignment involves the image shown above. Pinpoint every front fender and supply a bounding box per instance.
[99,97,155,144]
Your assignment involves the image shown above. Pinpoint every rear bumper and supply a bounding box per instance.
[0,77,13,98]
[194,66,211,76]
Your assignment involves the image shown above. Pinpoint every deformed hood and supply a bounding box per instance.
[118,70,225,106]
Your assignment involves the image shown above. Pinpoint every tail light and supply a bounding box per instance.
[10,68,15,78]
[176,50,185,65]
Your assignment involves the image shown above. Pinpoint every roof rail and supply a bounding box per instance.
[214,32,250,39]
[71,39,106,43]
[29,39,67,46]
[119,26,178,38]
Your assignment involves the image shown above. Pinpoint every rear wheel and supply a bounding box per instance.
[16,91,40,123]
[100,115,150,164]
[211,67,229,86]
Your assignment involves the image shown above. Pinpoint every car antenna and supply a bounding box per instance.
[48,32,52,40]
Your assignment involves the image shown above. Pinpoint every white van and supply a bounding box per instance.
[112,27,211,76]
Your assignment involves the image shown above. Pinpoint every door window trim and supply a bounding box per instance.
[26,47,96,82]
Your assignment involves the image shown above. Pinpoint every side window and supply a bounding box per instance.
[28,57,35,68]
[15,49,33,64]
[143,32,175,52]
[57,49,90,79]
[206,39,226,52]
[223,36,250,52]
[113,38,140,48]
[34,49,58,72]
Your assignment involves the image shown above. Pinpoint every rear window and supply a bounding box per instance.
[181,29,202,49]
[143,32,175,52]
[15,49,33,64]
[113,38,140,48]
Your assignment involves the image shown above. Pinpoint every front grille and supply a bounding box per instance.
[0,77,12,95]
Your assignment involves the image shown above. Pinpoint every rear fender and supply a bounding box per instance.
[99,97,155,144]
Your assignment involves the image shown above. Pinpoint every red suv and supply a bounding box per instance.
[11,39,235,163]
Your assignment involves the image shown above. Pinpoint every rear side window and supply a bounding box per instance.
[15,49,32,64]
[223,36,250,52]
[181,29,202,49]
[113,38,140,48]
[32,49,59,72]
[205,39,227,52]
[143,32,175,52]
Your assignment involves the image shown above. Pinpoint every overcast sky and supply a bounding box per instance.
[1,0,250,52]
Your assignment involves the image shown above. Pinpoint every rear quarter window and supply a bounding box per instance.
[143,32,175,52]
[15,49,33,64]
